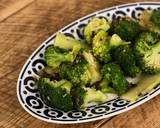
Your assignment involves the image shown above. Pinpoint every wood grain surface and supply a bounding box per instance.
[0,0,160,128]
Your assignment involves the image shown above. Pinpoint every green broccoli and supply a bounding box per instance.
[37,78,73,111]
[135,31,160,74]
[82,51,102,84]
[59,59,91,86]
[109,34,130,48]
[84,17,110,44]
[121,73,160,101]
[59,51,102,86]
[71,86,107,109]
[101,63,129,95]
[92,30,130,63]
[45,33,86,69]
[150,10,160,28]
[112,19,141,41]
[44,45,80,69]
[92,30,111,62]
[54,32,86,50]
[112,45,141,77]
[98,79,116,93]
[139,10,160,34]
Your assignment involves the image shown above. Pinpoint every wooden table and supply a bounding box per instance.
[0,0,160,128]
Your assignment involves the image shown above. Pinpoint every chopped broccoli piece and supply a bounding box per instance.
[135,31,160,74]
[150,10,160,27]
[92,30,111,62]
[112,45,141,77]
[110,33,130,48]
[60,51,102,86]
[139,10,160,34]
[54,32,86,50]
[82,51,102,84]
[92,30,130,63]
[101,63,128,95]
[37,66,60,80]
[121,73,160,101]
[71,86,107,109]
[112,19,141,41]
[98,79,116,93]
[37,78,73,111]
[59,59,91,86]
[84,17,110,44]
[45,33,85,69]
[44,45,80,69]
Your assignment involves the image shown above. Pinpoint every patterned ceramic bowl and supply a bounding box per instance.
[17,2,160,124]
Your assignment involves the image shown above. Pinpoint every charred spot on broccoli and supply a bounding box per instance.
[37,66,60,80]
[37,78,73,111]
[135,31,160,74]
[139,10,160,34]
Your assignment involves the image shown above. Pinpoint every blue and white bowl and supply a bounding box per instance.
[17,2,160,124]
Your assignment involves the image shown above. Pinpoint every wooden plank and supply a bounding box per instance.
[100,96,160,128]
[94,117,115,128]
[0,0,160,128]
[0,0,35,22]
[0,0,116,127]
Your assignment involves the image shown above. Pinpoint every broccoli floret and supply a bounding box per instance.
[150,10,160,27]
[45,33,85,69]
[44,45,80,69]
[92,30,130,63]
[98,79,116,93]
[60,51,102,86]
[139,10,160,34]
[92,30,111,62]
[135,31,160,74]
[54,32,86,50]
[82,51,102,84]
[112,19,141,41]
[59,59,91,86]
[84,17,110,44]
[112,45,141,77]
[37,78,73,111]
[71,86,107,109]
[101,63,128,95]
[109,34,130,48]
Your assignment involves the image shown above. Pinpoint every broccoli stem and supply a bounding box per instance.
[121,73,160,101]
